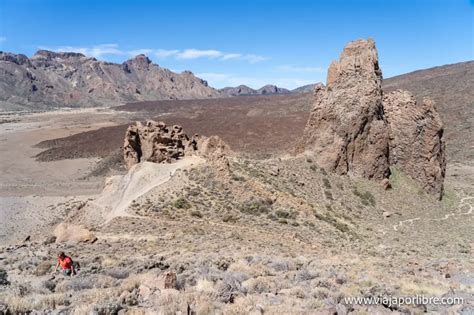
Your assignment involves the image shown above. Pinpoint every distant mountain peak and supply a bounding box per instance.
[33,50,86,60]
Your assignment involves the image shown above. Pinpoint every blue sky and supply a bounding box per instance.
[0,0,473,89]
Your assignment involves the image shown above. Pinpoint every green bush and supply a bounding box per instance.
[173,197,191,209]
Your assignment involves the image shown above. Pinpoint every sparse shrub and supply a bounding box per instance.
[92,301,122,315]
[275,210,289,218]
[42,280,56,292]
[310,165,318,172]
[34,261,52,276]
[353,188,376,206]
[173,197,191,209]
[324,190,333,200]
[296,268,317,282]
[306,158,313,163]
[269,259,293,272]
[56,278,94,292]
[278,219,288,224]
[242,276,273,294]
[215,273,247,303]
[191,210,203,218]
[231,174,245,181]
[0,268,10,285]
[222,215,237,223]
[240,198,272,216]
[104,268,129,279]
[323,178,332,189]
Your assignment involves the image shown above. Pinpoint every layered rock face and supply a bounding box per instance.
[300,38,446,198]
[301,39,390,180]
[0,51,219,110]
[384,90,446,198]
[123,120,231,170]
[123,121,197,169]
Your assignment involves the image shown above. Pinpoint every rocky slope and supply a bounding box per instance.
[218,84,290,97]
[0,51,219,111]
[299,38,446,198]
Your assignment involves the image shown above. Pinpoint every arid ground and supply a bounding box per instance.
[0,84,473,313]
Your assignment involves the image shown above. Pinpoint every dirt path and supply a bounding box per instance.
[393,195,474,231]
[89,157,205,223]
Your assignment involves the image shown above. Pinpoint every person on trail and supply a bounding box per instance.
[53,252,76,276]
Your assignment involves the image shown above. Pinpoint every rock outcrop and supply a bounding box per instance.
[299,38,446,198]
[123,120,231,170]
[300,39,390,180]
[384,90,446,198]
[123,121,197,169]
[53,223,97,243]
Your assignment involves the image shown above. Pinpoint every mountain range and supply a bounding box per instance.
[0,50,301,111]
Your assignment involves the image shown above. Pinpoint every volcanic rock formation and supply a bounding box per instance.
[384,90,446,198]
[300,38,446,198]
[123,120,231,170]
[123,121,197,169]
[300,39,390,180]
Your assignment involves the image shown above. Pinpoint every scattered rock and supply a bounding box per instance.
[53,223,97,243]
[383,211,392,218]
[381,178,392,190]
[43,235,57,245]
[163,271,177,289]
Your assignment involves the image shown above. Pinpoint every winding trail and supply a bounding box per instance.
[393,195,473,231]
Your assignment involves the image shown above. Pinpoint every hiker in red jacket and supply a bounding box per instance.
[53,252,76,276]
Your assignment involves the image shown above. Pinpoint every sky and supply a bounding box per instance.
[0,0,473,89]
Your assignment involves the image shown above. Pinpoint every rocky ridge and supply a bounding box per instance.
[0,51,219,110]
[218,84,290,97]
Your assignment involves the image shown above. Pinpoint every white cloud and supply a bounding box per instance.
[177,49,223,59]
[40,44,124,58]
[221,53,242,60]
[128,48,153,56]
[276,65,325,73]
[38,44,267,64]
[154,49,179,58]
[242,54,269,63]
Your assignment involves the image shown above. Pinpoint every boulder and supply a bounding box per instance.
[383,90,446,199]
[53,223,97,243]
[300,38,390,180]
